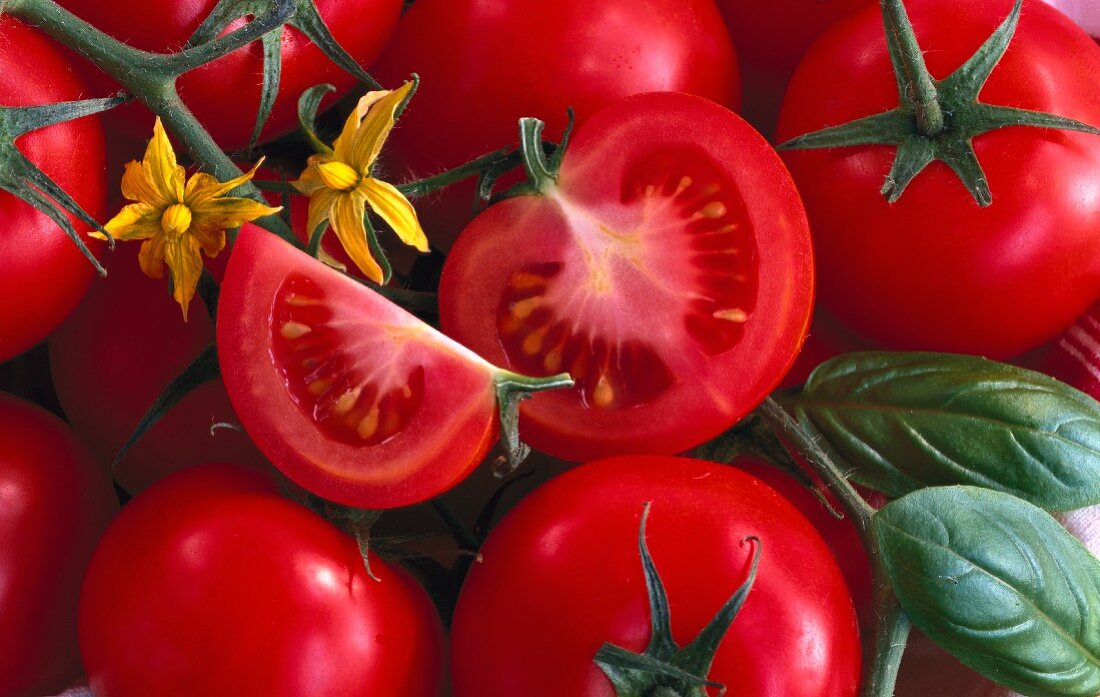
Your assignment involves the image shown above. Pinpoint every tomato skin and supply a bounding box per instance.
[450,455,860,697]
[714,0,873,133]
[777,0,1100,360]
[56,0,403,151]
[0,17,107,364]
[0,392,118,697]
[79,463,446,697]
[440,92,814,462]
[372,0,740,250]
[49,246,267,494]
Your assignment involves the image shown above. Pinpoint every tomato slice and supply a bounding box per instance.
[220,228,511,509]
[440,92,814,461]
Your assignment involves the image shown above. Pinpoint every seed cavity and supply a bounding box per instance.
[280,321,312,339]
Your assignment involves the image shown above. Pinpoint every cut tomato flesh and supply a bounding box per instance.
[219,227,498,509]
[441,92,813,461]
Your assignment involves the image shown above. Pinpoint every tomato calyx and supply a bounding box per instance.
[594,503,762,697]
[778,0,1100,206]
[0,94,125,275]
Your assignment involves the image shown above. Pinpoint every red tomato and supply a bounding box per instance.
[714,0,873,133]
[450,455,861,696]
[440,92,814,462]
[372,0,740,250]
[780,310,869,389]
[0,17,107,363]
[49,245,267,494]
[56,0,403,151]
[728,456,875,629]
[219,227,523,509]
[776,0,1100,359]
[79,463,445,697]
[0,392,118,696]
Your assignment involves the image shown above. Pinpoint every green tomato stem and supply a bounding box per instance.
[397,146,518,199]
[518,117,558,194]
[755,397,877,549]
[879,0,944,136]
[861,568,912,697]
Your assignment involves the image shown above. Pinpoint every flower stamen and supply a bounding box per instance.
[315,161,361,192]
[161,203,193,237]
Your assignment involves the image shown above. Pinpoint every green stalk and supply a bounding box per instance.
[880,0,943,135]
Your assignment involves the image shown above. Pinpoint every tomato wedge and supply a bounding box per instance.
[440,92,814,461]
[218,228,568,509]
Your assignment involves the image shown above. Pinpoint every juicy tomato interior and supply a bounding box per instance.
[219,227,499,509]
[441,92,813,461]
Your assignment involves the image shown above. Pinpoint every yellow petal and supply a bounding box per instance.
[360,177,429,252]
[164,235,204,320]
[98,202,162,241]
[329,191,384,283]
[138,236,168,279]
[189,196,281,231]
[185,222,227,258]
[348,82,414,172]
[121,160,166,206]
[143,118,185,204]
[292,154,331,196]
[305,188,339,241]
[332,90,390,164]
[185,158,266,204]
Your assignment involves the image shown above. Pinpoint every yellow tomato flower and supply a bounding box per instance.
[292,81,429,283]
[95,118,281,318]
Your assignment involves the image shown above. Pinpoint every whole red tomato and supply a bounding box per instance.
[777,0,1100,359]
[440,92,814,462]
[450,455,861,697]
[372,0,740,250]
[79,463,446,697]
[0,392,118,697]
[0,17,107,364]
[56,0,403,151]
[49,246,267,494]
[714,0,873,133]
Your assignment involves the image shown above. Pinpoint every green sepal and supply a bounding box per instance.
[298,83,337,155]
[0,95,128,276]
[875,486,1100,697]
[777,0,1099,207]
[594,503,762,697]
[362,213,392,286]
[189,0,383,149]
[112,343,221,470]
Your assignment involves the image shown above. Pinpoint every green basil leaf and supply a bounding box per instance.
[786,351,1100,511]
[875,486,1100,697]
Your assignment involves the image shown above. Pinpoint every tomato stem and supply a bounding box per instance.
[492,370,573,474]
[518,117,558,193]
[396,145,519,199]
[879,0,943,136]
[860,570,912,697]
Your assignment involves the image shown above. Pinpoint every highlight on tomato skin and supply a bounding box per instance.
[217,227,567,510]
[78,463,447,697]
[440,91,815,463]
[449,455,861,697]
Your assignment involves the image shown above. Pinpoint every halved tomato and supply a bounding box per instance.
[439,92,814,461]
[219,227,566,509]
